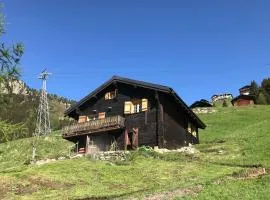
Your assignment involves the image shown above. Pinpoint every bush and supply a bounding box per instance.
[127,146,193,162]
[128,146,160,161]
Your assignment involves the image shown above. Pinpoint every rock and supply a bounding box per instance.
[154,148,170,154]
[218,150,224,154]
[192,107,216,114]
[90,150,130,161]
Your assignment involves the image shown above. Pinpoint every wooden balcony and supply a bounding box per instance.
[62,115,125,138]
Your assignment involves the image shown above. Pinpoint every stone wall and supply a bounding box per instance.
[192,107,216,114]
[89,151,130,161]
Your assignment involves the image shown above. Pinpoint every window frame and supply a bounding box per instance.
[124,98,148,115]
[105,90,117,100]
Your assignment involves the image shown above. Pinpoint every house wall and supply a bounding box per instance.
[66,83,199,150]
[159,93,198,149]
[125,109,157,147]
[86,131,123,152]
[233,99,254,106]
[78,83,157,118]
[69,83,158,149]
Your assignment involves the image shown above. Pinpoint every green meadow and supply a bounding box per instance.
[0,105,269,199]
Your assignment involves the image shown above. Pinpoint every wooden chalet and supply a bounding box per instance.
[239,85,252,95]
[231,94,255,106]
[62,76,206,153]
[190,99,212,109]
[232,85,256,106]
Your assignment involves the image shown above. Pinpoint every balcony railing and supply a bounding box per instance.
[62,115,125,137]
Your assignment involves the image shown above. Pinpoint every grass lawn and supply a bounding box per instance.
[0,131,72,173]
[185,174,270,200]
[0,105,269,199]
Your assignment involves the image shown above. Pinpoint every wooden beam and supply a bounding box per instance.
[75,108,82,115]
[124,129,128,151]
[155,91,159,147]
[86,135,90,154]
[196,127,199,144]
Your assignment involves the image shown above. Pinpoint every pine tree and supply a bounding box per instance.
[257,91,268,105]
[261,78,270,104]
[0,5,24,94]
[0,4,26,142]
[250,80,259,100]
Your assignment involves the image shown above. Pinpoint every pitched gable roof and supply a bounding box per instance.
[65,76,206,129]
[231,94,256,102]
[239,85,251,90]
[190,99,212,108]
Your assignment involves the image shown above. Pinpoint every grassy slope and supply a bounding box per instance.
[0,105,269,199]
[199,105,270,166]
[0,131,72,172]
[185,105,270,199]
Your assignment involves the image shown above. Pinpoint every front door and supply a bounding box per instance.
[125,128,139,150]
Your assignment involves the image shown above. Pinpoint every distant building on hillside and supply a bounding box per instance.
[231,95,255,106]
[239,85,252,95]
[232,85,255,106]
[211,93,233,103]
[190,99,215,114]
[190,99,212,109]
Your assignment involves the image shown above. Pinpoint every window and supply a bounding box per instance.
[124,101,134,114]
[124,98,148,114]
[188,122,192,133]
[134,103,140,113]
[98,112,106,119]
[188,122,197,137]
[78,116,89,123]
[105,90,116,100]
[141,99,148,111]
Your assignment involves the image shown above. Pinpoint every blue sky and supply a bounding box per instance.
[1,0,270,104]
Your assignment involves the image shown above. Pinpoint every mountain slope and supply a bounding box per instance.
[0,79,75,140]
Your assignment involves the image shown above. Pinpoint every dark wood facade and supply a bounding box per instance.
[231,95,255,106]
[62,76,206,153]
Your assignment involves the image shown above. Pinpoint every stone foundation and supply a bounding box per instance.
[90,151,130,161]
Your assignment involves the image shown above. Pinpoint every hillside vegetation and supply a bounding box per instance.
[0,105,269,199]
[0,131,72,173]
[0,80,75,142]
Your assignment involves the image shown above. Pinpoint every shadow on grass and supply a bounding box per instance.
[209,161,262,168]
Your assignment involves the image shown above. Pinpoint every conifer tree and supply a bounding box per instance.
[250,80,259,101]
[257,91,268,105]
[0,5,25,142]
[261,78,270,104]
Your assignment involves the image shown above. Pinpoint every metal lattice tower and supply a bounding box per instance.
[34,69,52,136]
